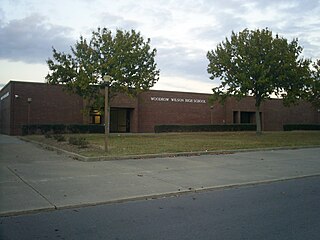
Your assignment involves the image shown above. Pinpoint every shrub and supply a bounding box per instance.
[53,134,66,142]
[22,124,104,135]
[22,124,66,135]
[68,136,89,148]
[283,124,320,131]
[154,124,256,133]
[44,133,52,138]
[67,124,104,133]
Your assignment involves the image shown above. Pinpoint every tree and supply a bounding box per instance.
[46,27,160,111]
[308,59,320,108]
[207,28,311,134]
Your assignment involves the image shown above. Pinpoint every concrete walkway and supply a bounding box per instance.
[1,134,320,216]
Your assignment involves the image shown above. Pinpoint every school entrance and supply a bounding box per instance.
[110,108,131,133]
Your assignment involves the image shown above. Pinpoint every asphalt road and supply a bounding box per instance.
[1,176,320,240]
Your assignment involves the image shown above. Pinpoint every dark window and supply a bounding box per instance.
[240,112,255,124]
[233,111,239,123]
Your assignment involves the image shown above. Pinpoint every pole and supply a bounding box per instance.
[104,84,109,152]
[27,103,30,135]
[27,98,32,135]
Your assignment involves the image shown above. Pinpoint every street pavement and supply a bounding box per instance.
[1,134,320,216]
[2,176,320,240]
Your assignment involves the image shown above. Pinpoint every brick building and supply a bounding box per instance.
[0,81,319,135]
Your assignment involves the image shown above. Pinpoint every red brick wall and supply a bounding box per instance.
[263,99,319,131]
[0,83,12,135]
[219,97,319,131]
[1,81,319,135]
[11,82,84,135]
[137,90,212,132]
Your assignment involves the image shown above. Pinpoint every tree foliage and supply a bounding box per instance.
[207,28,311,133]
[46,28,160,110]
[308,59,320,108]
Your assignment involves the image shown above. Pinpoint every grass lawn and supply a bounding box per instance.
[25,131,320,157]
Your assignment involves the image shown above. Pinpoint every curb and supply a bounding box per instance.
[19,137,320,162]
[19,137,88,161]
[2,173,320,217]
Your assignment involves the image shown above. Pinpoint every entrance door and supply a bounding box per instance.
[110,108,131,133]
[240,112,255,123]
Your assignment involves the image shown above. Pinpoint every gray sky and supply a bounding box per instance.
[0,0,319,93]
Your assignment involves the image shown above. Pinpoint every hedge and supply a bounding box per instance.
[283,124,320,131]
[154,124,256,133]
[22,124,104,135]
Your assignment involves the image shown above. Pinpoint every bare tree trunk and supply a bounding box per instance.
[256,105,262,135]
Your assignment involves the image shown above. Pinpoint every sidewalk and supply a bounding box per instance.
[1,134,320,216]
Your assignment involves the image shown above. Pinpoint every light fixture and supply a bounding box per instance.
[103,75,112,84]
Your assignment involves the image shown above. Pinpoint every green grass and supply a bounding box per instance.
[25,131,320,157]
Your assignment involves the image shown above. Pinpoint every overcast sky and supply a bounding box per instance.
[0,0,319,93]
